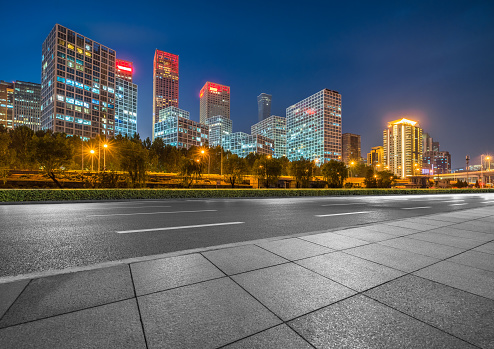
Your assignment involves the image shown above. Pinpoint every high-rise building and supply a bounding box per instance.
[199,82,230,124]
[383,118,422,177]
[251,115,286,158]
[367,146,383,170]
[286,89,342,164]
[154,106,208,149]
[424,150,451,175]
[422,133,439,153]
[1,80,42,131]
[114,59,137,137]
[257,93,272,122]
[205,115,232,147]
[222,132,273,158]
[41,24,116,139]
[342,133,361,165]
[153,50,179,138]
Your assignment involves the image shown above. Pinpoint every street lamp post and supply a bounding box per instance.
[103,143,108,171]
[201,149,210,180]
[90,149,95,172]
[481,155,491,188]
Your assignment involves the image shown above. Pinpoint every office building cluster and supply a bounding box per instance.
[2,23,454,174]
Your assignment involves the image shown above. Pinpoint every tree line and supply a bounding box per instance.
[0,125,396,188]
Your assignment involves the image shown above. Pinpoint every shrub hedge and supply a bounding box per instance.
[1,188,494,202]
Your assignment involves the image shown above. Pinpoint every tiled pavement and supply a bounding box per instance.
[1,207,494,348]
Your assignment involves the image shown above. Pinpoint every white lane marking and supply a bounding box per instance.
[441,200,465,203]
[315,211,373,217]
[482,201,494,204]
[401,206,432,210]
[89,209,217,217]
[321,203,361,206]
[117,221,245,234]
[450,203,468,206]
[103,205,172,209]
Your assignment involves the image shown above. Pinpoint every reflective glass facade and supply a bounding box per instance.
[154,107,207,149]
[199,82,230,124]
[205,115,232,147]
[257,93,271,122]
[251,115,286,158]
[1,81,42,131]
[222,132,273,158]
[286,89,342,163]
[41,24,116,139]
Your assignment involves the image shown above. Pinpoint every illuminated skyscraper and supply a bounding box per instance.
[286,89,342,164]
[115,60,137,137]
[205,115,232,147]
[251,115,286,158]
[257,93,271,122]
[199,82,230,124]
[222,132,273,158]
[154,106,208,149]
[342,133,361,165]
[41,24,116,139]
[383,118,423,177]
[0,81,15,130]
[367,146,383,170]
[153,50,178,138]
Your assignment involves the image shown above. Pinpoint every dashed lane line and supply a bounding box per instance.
[88,209,217,217]
[315,211,374,217]
[116,221,245,234]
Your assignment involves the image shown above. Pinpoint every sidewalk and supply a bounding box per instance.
[1,207,494,348]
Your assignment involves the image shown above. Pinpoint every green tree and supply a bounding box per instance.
[178,157,202,187]
[223,154,247,188]
[9,126,35,169]
[118,138,148,187]
[321,160,348,188]
[363,167,377,188]
[376,170,396,188]
[29,132,72,188]
[290,158,314,188]
[0,126,12,184]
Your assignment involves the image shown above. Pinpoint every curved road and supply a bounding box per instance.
[1,193,493,277]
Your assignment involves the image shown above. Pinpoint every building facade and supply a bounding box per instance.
[257,93,272,122]
[342,133,361,165]
[199,82,230,124]
[1,80,42,131]
[153,50,179,138]
[114,60,137,137]
[205,115,232,147]
[251,115,286,158]
[41,24,116,139]
[154,106,208,149]
[367,146,383,170]
[222,132,273,158]
[383,118,423,177]
[286,89,342,164]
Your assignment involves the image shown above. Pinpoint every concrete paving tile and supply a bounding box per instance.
[378,237,465,259]
[409,231,485,249]
[332,227,396,242]
[425,214,474,223]
[365,275,494,349]
[222,324,312,349]
[414,261,494,300]
[0,265,133,328]
[453,221,494,234]
[0,299,146,349]
[202,245,288,275]
[426,227,494,242]
[296,252,405,292]
[0,279,29,320]
[300,232,369,250]
[256,238,332,261]
[232,263,355,321]
[402,217,455,227]
[448,250,494,272]
[345,244,439,272]
[138,277,281,349]
[130,253,224,295]
[385,220,437,231]
[479,216,494,223]
[474,241,494,254]
[289,294,473,349]
[362,223,419,236]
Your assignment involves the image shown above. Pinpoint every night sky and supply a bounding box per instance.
[1,1,493,168]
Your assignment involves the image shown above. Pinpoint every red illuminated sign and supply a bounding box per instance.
[117,65,132,72]
[116,60,133,75]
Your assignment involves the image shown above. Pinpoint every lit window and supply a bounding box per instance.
[57,95,64,101]
[76,48,83,54]
[67,44,75,50]
[91,88,99,94]
[85,51,92,57]
[66,79,74,86]
[66,98,74,104]
[58,39,65,46]
[92,99,99,105]
[108,87,114,93]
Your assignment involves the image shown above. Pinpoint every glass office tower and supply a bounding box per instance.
[251,115,286,158]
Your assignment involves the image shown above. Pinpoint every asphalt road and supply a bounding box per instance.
[1,193,494,278]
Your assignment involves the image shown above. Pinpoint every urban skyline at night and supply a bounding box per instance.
[1,1,493,168]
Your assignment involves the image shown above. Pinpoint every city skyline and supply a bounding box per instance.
[1,1,493,168]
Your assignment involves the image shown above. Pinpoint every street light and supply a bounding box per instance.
[103,143,108,171]
[481,155,491,188]
[265,155,271,188]
[90,149,95,172]
[200,149,210,180]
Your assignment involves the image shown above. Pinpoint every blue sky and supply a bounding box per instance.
[2,0,493,168]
